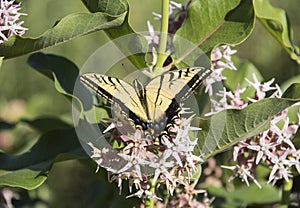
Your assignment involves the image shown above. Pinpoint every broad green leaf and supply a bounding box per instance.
[1,116,70,133]
[0,10,127,58]
[27,52,93,111]
[195,83,300,160]
[0,169,47,190]
[174,0,254,65]
[0,128,87,189]
[253,0,300,64]
[82,0,148,69]
[81,0,127,14]
[21,116,72,133]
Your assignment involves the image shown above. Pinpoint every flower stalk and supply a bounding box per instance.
[145,181,155,208]
[155,0,169,72]
[281,175,293,206]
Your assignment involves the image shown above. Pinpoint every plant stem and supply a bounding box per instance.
[145,181,155,208]
[155,0,169,70]
[281,178,293,206]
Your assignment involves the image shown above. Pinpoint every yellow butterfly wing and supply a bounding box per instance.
[145,67,212,123]
[80,73,148,125]
[80,67,212,133]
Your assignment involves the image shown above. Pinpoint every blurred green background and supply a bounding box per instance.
[0,0,299,207]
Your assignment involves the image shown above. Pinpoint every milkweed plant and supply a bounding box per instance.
[0,0,300,207]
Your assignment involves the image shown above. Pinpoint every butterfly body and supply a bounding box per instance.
[80,67,212,136]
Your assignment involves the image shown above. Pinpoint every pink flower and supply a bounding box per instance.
[246,74,276,101]
[0,0,27,43]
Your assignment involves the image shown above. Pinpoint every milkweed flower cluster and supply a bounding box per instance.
[207,73,300,187]
[0,0,27,44]
[87,109,210,205]
[204,45,237,96]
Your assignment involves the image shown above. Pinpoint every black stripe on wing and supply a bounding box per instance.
[80,74,114,103]
[165,67,212,121]
[175,67,211,101]
[80,74,149,130]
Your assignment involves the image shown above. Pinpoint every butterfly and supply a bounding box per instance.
[80,67,212,136]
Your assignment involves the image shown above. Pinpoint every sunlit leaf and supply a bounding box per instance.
[0,6,127,58]
[195,83,300,160]
[82,0,148,69]
[0,169,47,190]
[174,0,254,65]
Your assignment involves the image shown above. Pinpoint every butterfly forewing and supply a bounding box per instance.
[145,67,212,122]
[80,73,148,124]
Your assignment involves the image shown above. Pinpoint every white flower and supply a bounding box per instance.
[289,149,300,173]
[244,132,277,164]
[149,152,175,185]
[145,20,159,46]
[222,164,262,188]
[0,0,27,43]
[246,74,276,101]
[268,150,292,184]
[117,153,151,180]
[126,188,162,200]
[211,45,237,71]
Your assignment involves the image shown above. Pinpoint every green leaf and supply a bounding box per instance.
[0,128,87,189]
[282,82,300,99]
[21,116,72,133]
[174,0,255,65]
[223,58,263,100]
[81,0,128,14]
[253,0,300,64]
[27,52,93,111]
[1,116,71,134]
[223,58,263,90]
[0,10,127,58]
[207,182,280,205]
[81,0,148,69]
[27,53,78,97]
[195,83,300,160]
[281,75,300,93]
[0,169,47,190]
[0,120,15,131]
